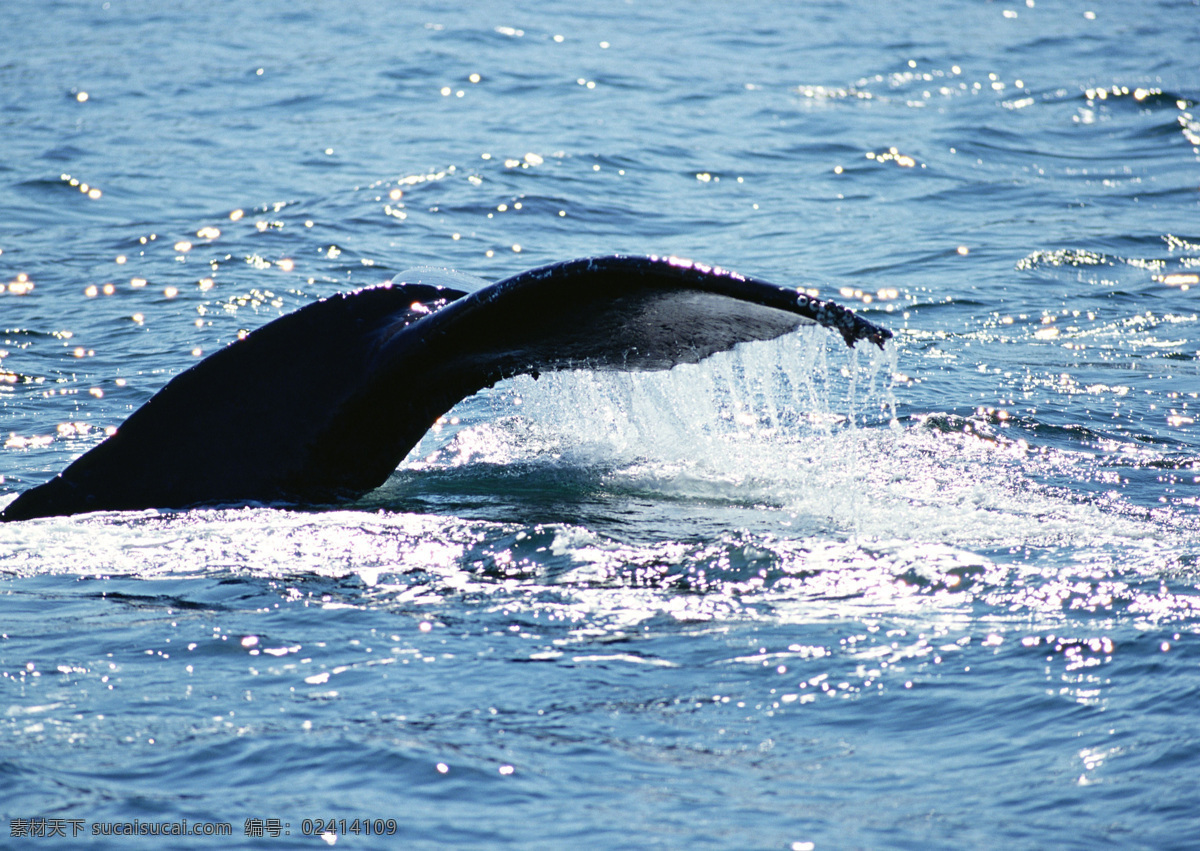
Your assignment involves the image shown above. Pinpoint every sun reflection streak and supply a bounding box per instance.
[5,274,35,295]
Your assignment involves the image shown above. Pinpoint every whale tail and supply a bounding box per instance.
[0,255,891,521]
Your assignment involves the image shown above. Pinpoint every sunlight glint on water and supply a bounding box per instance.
[3,0,1200,846]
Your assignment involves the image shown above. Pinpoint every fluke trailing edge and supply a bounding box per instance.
[0,255,892,521]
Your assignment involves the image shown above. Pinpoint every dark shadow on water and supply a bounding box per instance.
[350,461,808,543]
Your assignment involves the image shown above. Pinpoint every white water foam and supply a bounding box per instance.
[416,327,1186,573]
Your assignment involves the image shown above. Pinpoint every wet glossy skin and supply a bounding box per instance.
[0,255,889,521]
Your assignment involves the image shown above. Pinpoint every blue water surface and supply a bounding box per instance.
[2,1,1200,848]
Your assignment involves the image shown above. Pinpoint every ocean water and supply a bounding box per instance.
[2,0,1199,848]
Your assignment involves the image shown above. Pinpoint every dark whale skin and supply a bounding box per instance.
[0,255,891,521]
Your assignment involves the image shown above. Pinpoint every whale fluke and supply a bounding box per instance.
[0,255,891,521]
